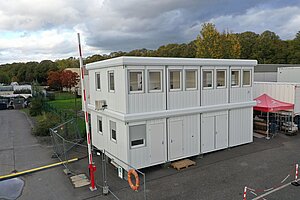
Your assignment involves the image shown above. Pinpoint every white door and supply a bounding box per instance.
[169,120,183,160]
[149,123,165,164]
[201,115,215,153]
[215,114,228,150]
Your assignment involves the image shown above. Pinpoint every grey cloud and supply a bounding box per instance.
[0,0,300,64]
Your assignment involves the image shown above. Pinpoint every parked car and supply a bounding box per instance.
[0,102,7,110]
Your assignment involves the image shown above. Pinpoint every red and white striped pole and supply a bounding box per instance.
[243,186,247,200]
[77,33,96,191]
[295,164,299,181]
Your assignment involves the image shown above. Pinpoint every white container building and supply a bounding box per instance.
[254,82,300,115]
[277,67,300,83]
[86,56,257,169]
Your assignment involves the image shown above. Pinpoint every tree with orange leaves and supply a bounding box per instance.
[60,70,79,91]
[47,71,62,90]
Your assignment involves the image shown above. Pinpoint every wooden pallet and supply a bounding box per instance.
[171,159,196,170]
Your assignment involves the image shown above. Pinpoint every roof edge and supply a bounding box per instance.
[86,56,257,70]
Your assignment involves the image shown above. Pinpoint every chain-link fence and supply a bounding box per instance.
[50,119,87,173]
[95,149,147,200]
[50,119,147,199]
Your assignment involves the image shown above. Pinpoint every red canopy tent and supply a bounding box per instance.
[254,94,294,112]
[254,94,294,139]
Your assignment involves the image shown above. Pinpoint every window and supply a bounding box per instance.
[186,70,197,90]
[129,71,143,92]
[108,71,115,92]
[169,70,181,90]
[216,70,226,88]
[231,70,240,87]
[149,71,162,92]
[243,70,251,86]
[129,124,146,148]
[203,70,213,88]
[96,73,101,90]
[110,121,116,142]
[97,116,102,134]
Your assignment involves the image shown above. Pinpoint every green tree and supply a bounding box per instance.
[0,72,10,84]
[85,54,106,64]
[221,31,241,58]
[195,23,222,58]
[288,31,300,64]
[55,57,79,69]
[195,23,240,59]
[252,30,284,63]
[237,31,259,59]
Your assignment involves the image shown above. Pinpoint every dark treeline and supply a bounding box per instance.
[1,23,300,85]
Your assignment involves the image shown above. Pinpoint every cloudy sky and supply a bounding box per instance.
[0,0,300,64]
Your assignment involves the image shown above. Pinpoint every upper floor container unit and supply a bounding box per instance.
[86,56,256,118]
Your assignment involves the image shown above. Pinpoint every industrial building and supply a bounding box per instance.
[86,56,257,169]
[254,64,300,82]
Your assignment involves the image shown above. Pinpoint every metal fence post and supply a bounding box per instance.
[102,149,109,195]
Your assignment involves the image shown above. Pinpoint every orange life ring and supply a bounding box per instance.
[127,169,140,191]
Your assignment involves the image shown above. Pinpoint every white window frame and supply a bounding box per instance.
[231,70,240,88]
[110,120,117,143]
[97,116,103,134]
[185,70,197,90]
[95,72,101,91]
[216,70,226,89]
[242,70,252,87]
[169,70,182,91]
[148,70,163,93]
[108,71,115,92]
[202,70,214,89]
[128,70,144,94]
[129,124,146,149]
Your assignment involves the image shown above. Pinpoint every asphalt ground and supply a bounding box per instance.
[0,110,97,200]
[1,110,300,200]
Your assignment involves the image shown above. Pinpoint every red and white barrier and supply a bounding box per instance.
[77,33,96,191]
[243,186,247,200]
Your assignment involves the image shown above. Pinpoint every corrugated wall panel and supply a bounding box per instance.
[229,107,253,147]
[230,87,252,103]
[253,82,295,103]
[254,72,277,82]
[128,93,166,113]
[89,66,126,113]
[91,111,106,150]
[201,89,228,106]
[168,90,199,109]
[104,116,128,169]
[128,119,166,169]
[182,114,199,157]
[168,115,199,161]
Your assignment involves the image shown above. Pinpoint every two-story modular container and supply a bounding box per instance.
[86,56,257,170]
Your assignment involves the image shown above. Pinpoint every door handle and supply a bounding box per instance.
[171,139,173,143]
[162,141,164,145]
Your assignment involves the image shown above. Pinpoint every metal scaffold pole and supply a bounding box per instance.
[77,33,97,191]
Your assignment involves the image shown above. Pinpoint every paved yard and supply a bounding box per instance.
[0,110,96,200]
[1,110,300,200]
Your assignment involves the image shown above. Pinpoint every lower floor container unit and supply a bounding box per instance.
[90,107,253,170]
